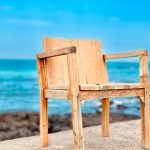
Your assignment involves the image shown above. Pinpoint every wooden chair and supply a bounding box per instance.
[36,38,150,150]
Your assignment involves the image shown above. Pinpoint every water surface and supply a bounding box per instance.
[0,59,147,116]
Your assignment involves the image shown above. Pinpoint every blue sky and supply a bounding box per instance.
[0,0,150,59]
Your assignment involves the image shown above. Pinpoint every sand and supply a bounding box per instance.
[0,119,146,150]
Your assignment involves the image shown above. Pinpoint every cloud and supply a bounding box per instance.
[110,16,120,22]
[5,18,54,27]
[0,5,12,11]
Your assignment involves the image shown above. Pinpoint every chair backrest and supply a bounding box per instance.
[43,38,108,88]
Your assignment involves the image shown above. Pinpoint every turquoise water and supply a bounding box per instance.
[0,59,148,116]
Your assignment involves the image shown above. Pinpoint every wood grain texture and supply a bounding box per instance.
[47,85,69,90]
[44,89,70,99]
[100,55,110,137]
[138,96,145,103]
[37,37,149,149]
[102,98,110,137]
[37,46,76,59]
[80,89,144,100]
[80,83,144,90]
[104,50,148,60]
[43,38,108,88]
[46,83,144,91]
[67,53,84,150]
[140,53,150,149]
[37,58,48,147]
[44,88,145,101]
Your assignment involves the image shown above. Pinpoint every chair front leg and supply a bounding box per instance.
[139,53,150,149]
[140,88,150,149]
[102,98,110,137]
[71,95,84,150]
[37,58,49,147]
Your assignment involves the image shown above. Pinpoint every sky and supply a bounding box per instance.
[0,0,150,59]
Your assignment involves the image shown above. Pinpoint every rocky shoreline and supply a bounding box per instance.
[0,112,139,141]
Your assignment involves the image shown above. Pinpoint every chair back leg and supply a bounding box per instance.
[40,96,48,146]
[102,98,110,137]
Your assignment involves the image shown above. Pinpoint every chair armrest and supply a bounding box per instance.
[103,50,148,60]
[37,46,76,59]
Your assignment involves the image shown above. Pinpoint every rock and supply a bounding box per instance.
[6,131,18,139]
[0,123,9,131]
[117,105,128,110]
[18,127,32,137]
[0,112,139,141]
[29,122,39,132]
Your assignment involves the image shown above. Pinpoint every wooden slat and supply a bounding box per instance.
[80,83,144,90]
[48,83,145,90]
[80,89,145,100]
[37,46,76,59]
[44,89,70,99]
[104,50,148,60]
[44,89,150,100]
[44,89,146,100]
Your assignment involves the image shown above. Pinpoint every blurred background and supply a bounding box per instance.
[0,0,149,141]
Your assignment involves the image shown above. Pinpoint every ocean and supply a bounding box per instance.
[0,59,148,116]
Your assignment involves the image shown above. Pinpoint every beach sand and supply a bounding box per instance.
[0,119,143,150]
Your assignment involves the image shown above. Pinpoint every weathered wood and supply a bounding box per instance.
[37,46,76,59]
[102,98,110,137]
[80,89,145,100]
[44,89,70,99]
[37,37,149,149]
[104,50,148,60]
[138,96,145,103]
[37,57,48,147]
[80,83,144,90]
[48,85,69,90]
[44,88,145,101]
[140,53,150,149]
[67,53,84,150]
[100,56,110,138]
[43,38,108,87]
[47,83,145,91]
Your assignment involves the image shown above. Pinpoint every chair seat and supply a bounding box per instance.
[44,83,145,99]
[79,83,144,90]
[48,83,144,91]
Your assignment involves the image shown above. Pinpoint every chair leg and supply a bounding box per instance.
[40,93,48,147]
[102,98,110,137]
[140,89,150,149]
[71,95,84,150]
